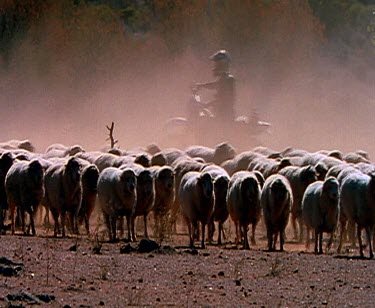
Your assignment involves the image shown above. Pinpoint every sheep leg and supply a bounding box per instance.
[243,225,250,250]
[0,206,5,233]
[110,216,117,242]
[337,217,347,254]
[365,227,374,259]
[291,215,298,240]
[273,232,278,251]
[20,208,26,235]
[61,211,67,238]
[69,211,78,235]
[185,218,194,248]
[266,228,273,251]
[305,227,310,249]
[280,228,285,252]
[43,206,50,225]
[319,232,323,254]
[201,223,206,249]
[126,215,132,242]
[314,230,319,254]
[298,217,304,243]
[217,222,223,246]
[234,223,240,245]
[327,231,334,253]
[29,208,36,236]
[84,214,90,235]
[103,213,112,241]
[118,217,124,238]
[143,214,148,239]
[130,216,137,242]
[348,221,356,247]
[357,225,364,258]
[250,223,257,246]
[207,218,215,244]
[10,204,16,235]
[51,208,60,237]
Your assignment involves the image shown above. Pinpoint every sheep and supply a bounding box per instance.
[343,152,370,164]
[44,157,82,237]
[0,139,35,152]
[97,167,137,242]
[201,165,230,245]
[93,153,123,172]
[151,152,167,166]
[261,174,293,251]
[227,171,262,249]
[185,142,236,165]
[170,157,206,231]
[0,152,15,232]
[301,177,340,254]
[153,148,187,166]
[179,171,214,248]
[44,144,85,159]
[120,164,155,240]
[150,166,175,240]
[221,151,264,176]
[278,165,317,241]
[325,163,352,179]
[146,143,162,155]
[77,161,100,235]
[252,146,279,157]
[74,151,103,164]
[354,162,375,175]
[300,153,342,180]
[338,173,375,258]
[248,157,292,179]
[5,160,44,235]
[280,147,309,158]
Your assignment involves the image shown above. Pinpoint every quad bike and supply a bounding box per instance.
[160,89,271,149]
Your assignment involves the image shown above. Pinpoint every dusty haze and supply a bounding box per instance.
[0,2,374,156]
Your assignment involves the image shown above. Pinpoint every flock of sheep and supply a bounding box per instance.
[0,139,374,259]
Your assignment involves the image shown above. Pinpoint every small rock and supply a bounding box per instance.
[120,244,135,254]
[187,271,194,275]
[293,269,299,273]
[138,278,143,283]
[69,245,78,252]
[234,280,241,286]
[211,274,217,278]
[202,252,210,257]
[138,239,159,253]
[156,298,161,302]
[99,300,105,306]
[218,271,225,277]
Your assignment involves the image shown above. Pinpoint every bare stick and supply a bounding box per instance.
[106,122,118,149]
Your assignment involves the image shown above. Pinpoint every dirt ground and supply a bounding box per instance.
[0,219,374,308]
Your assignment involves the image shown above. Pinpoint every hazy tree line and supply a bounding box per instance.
[0,0,373,90]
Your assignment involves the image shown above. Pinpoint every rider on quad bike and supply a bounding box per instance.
[195,50,236,123]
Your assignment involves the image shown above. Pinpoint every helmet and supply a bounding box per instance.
[209,50,231,63]
[209,50,231,75]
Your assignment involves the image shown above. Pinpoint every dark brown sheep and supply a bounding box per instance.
[261,174,293,251]
[227,171,262,249]
[201,165,230,245]
[97,167,137,242]
[150,166,175,241]
[179,171,214,248]
[44,157,82,237]
[5,160,44,235]
[278,165,317,242]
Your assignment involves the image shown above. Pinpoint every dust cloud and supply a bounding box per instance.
[0,2,374,157]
